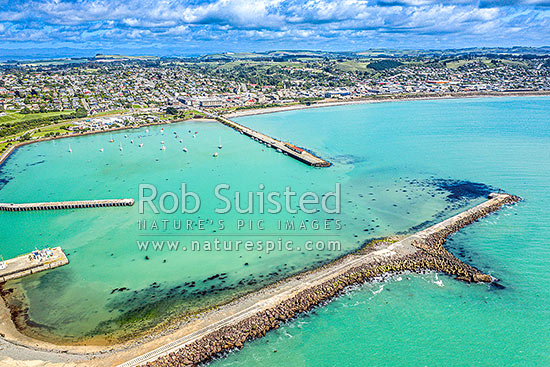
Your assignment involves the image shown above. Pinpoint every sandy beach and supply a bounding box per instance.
[2,91,549,168]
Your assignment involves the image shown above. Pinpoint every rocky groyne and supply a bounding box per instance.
[118,193,520,367]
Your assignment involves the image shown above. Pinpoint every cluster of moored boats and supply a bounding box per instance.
[67,127,223,157]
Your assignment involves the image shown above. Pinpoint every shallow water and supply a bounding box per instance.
[0,98,547,353]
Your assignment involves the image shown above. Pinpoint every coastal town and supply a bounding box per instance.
[2,52,550,112]
[1,50,549,153]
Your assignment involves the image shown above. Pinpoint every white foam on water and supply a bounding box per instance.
[372,285,384,295]
[433,274,444,287]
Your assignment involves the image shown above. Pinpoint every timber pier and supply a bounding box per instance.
[0,247,68,282]
[216,116,330,167]
[0,198,135,212]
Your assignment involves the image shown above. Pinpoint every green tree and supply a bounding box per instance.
[165,107,178,115]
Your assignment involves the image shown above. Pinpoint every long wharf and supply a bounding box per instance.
[216,116,331,167]
[0,198,135,212]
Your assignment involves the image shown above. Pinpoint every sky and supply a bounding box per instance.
[0,0,549,57]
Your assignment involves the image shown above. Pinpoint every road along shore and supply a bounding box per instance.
[224,91,550,119]
[109,192,520,367]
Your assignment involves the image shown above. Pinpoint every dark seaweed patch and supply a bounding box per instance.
[95,265,297,339]
[394,178,498,235]
[111,287,130,294]
[0,176,13,190]
[26,160,45,167]
[428,178,494,202]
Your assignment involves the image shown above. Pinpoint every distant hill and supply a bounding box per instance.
[1,47,549,65]
[94,54,159,62]
[197,48,550,62]
[357,47,550,58]
[367,60,403,70]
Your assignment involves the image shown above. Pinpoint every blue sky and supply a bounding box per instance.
[1,0,549,56]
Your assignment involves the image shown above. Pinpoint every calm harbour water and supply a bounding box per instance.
[0,97,549,365]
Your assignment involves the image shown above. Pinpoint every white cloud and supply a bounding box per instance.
[0,0,548,48]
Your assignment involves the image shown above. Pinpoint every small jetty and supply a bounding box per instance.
[0,247,68,282]
[216,116,330,167]
[0,198,135,212]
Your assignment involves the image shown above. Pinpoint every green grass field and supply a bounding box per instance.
[335,60,371,72]
[93,109,127,117]
[32,123,73,138]
[0,110,75,125]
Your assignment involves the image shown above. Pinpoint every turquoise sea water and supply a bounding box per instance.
[0,97,548,364]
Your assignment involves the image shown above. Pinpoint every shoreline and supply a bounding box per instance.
[0,92,536,365]
[0,193,521,366]
[225,91,550,118]
[2,91,549,168]
[124,193,521,367]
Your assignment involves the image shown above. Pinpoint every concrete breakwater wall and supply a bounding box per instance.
[216,116,331,167]
[0,247,69,282]
[119,193,520,367]
[0,198,135,212]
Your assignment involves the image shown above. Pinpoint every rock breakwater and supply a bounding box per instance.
[118,193,520,367]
